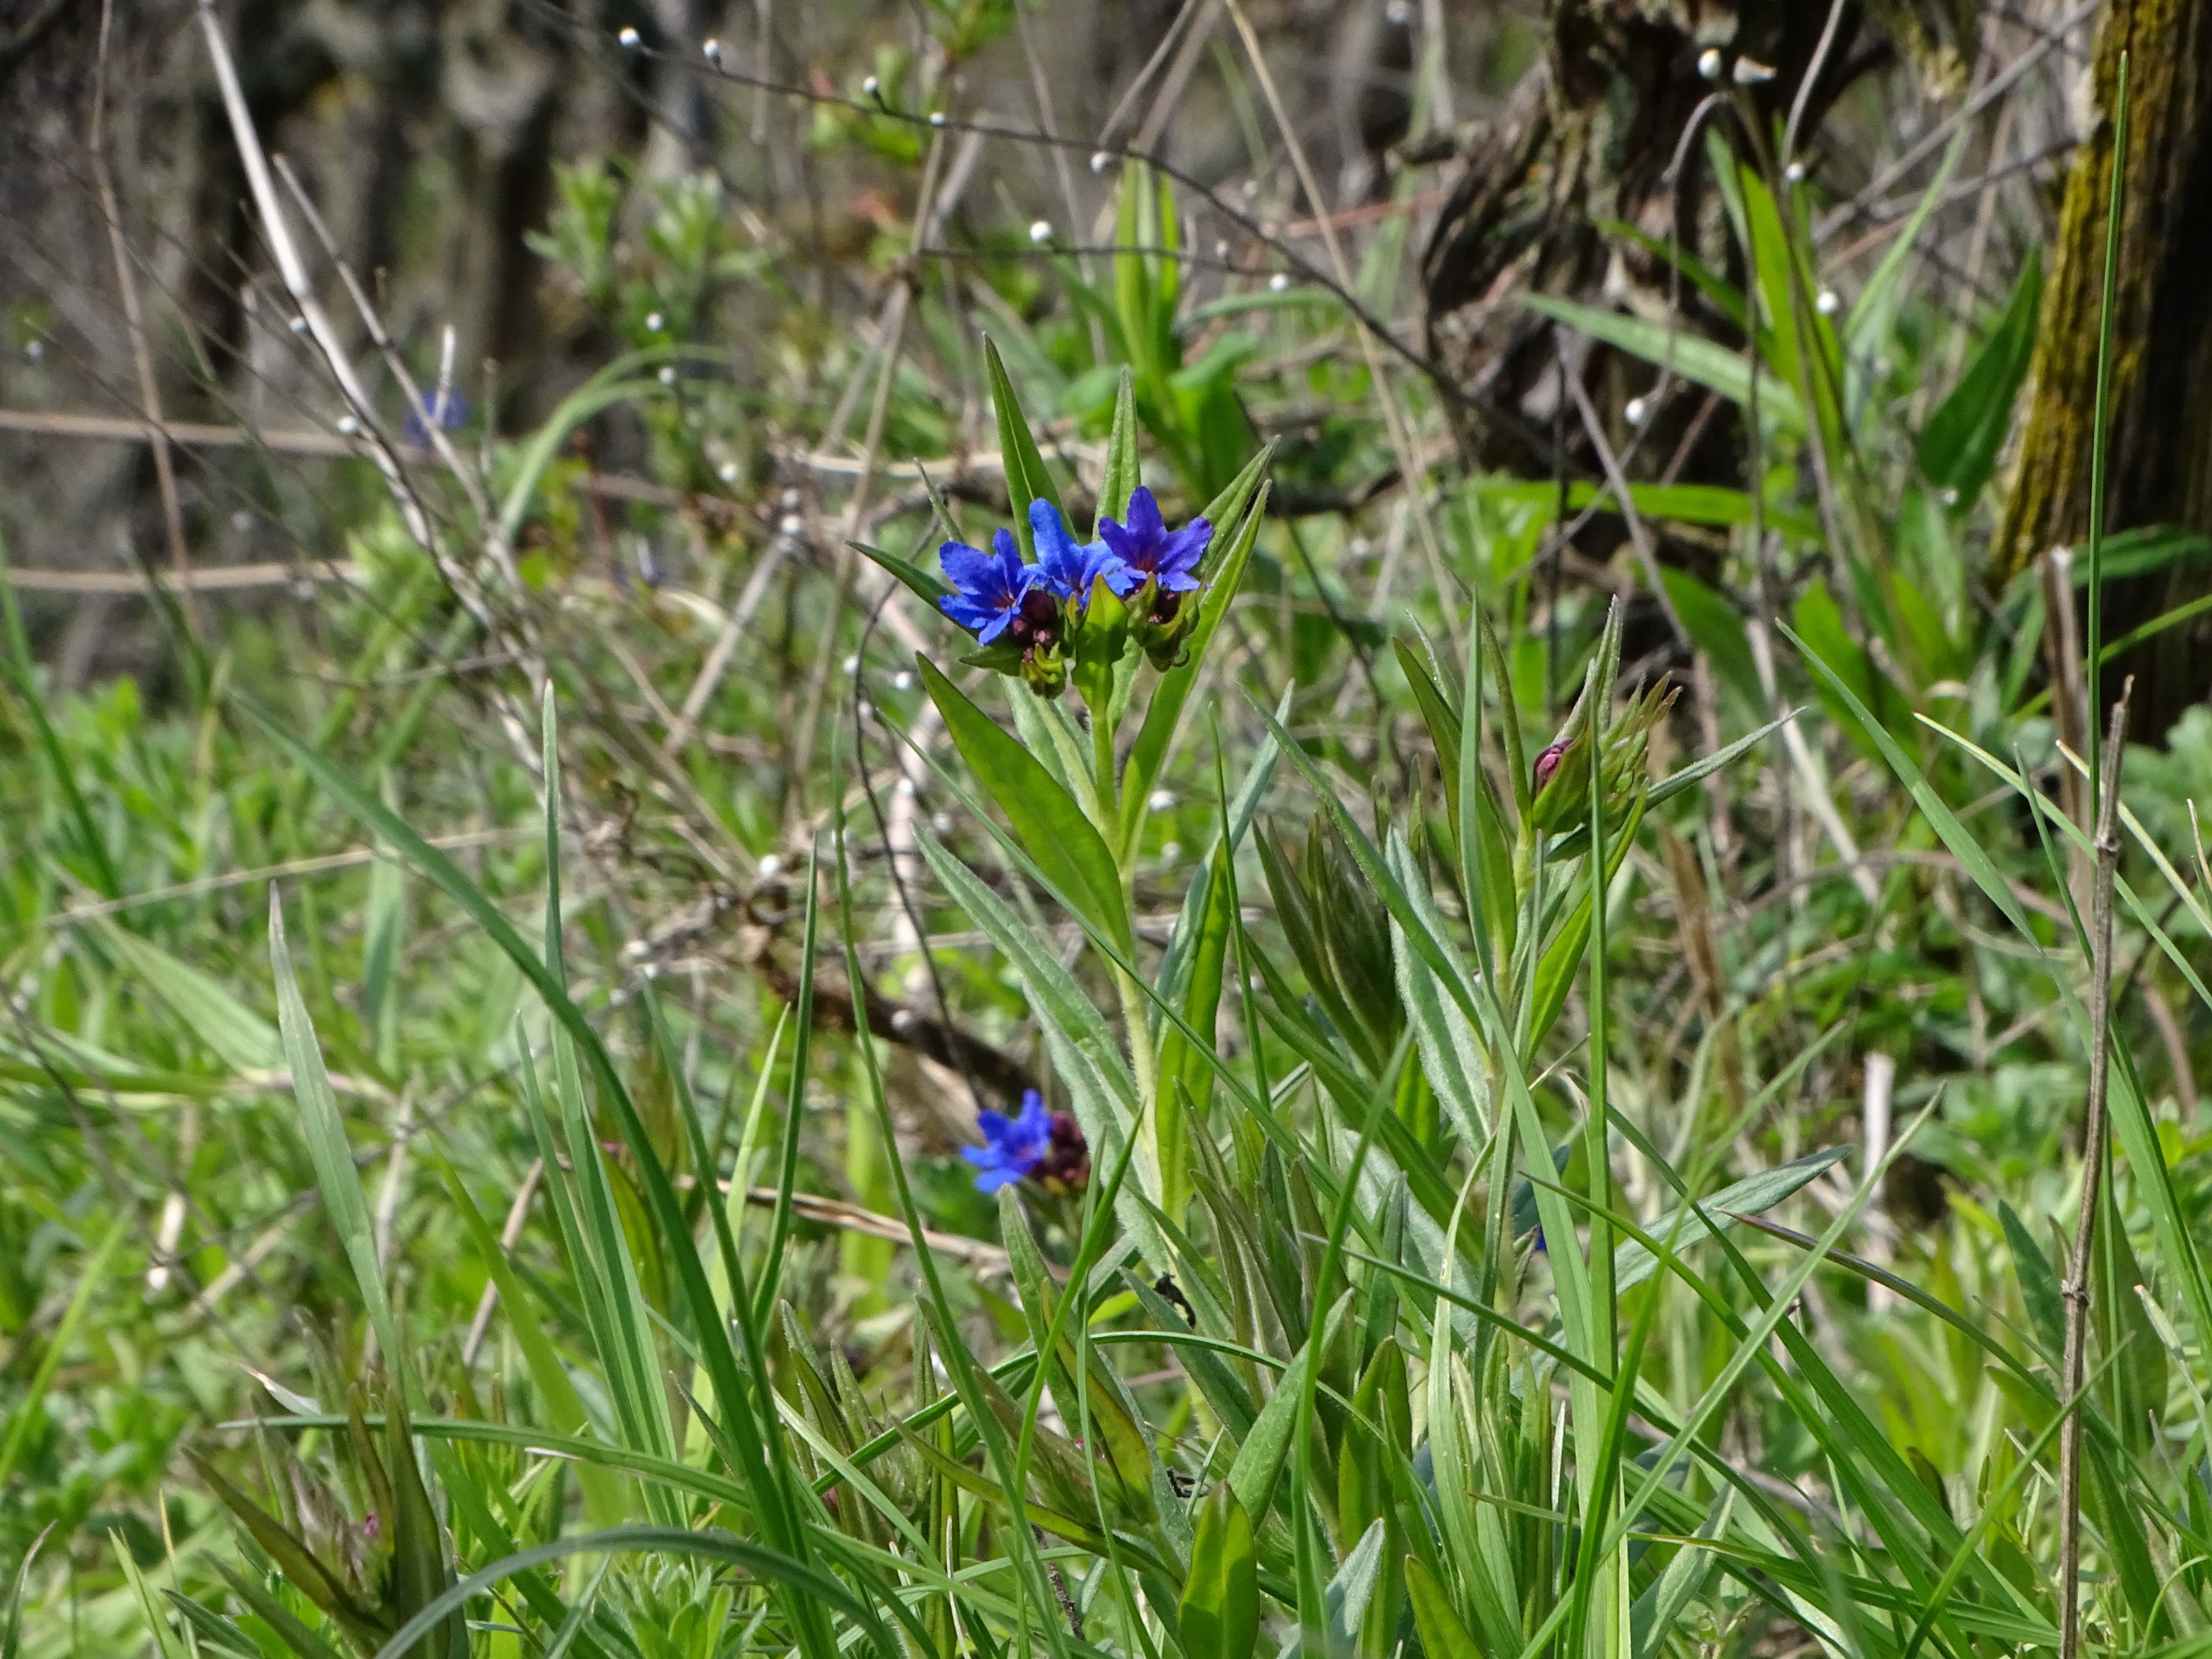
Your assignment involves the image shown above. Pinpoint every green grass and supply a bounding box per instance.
[3,29,2212,1659]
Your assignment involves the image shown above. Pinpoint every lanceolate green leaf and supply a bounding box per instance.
[1120,478,1270,851]
[1918,253,2042,504]
[1179,1487,1258,1659]
[93,917,281,1074]
[1095,367,1140,534]
[1610,1147,1850,1292]
[849,539,952,608]
[268,894,408,1402]
[1521,292,1806,432]
[983,335,1063,558]
[917,655,1131,953]
[1405,1555,1484,1659]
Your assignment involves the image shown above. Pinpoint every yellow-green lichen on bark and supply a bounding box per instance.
[1995,0,2212,589]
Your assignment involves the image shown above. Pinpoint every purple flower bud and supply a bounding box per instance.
[1533,739,1568,793]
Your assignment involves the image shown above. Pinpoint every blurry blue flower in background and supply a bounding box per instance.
[963,1090,1054,1192]
[1029,499,1123,608]
[1098,486,1209,597]
[402,387,469,447]
[939,529,1041,644]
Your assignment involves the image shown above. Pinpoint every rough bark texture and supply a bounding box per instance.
[1423,0,1976,479]
[1994,0,2212,738]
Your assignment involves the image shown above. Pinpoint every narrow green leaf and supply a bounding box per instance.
[1095,367,1140,534]
[1179,1487,1258,1659]
[1120,476,1269,850]
[983,336,1062,557]
[2000,1200,2066,1365]
[111,1535,189,1659]
[850,539,952,608]
[917,655,1131,953]
[1521,292,1806,432]
[1848,122,1970,350]
[91,918,281,1074]
[1406,1556,1483,1659]
[1918,253,2042,504]
[1226,1344,1310,1523]
[269,894,407,1399]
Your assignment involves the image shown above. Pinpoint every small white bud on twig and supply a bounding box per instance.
[1697,48,1723,81]
[1732,56,1776,85]
[1028,220,1053,244]
[1624,396,1649,428]
[618,26,640,49]
[1815,288,1841,317]
[1268,273,1290,292]
[702,38,721,64]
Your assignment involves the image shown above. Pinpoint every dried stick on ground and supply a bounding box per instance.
[2057,681,2132,1659]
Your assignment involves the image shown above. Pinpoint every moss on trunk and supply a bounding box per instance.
[1994,0,2212,732]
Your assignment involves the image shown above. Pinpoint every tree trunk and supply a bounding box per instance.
[1994,0,2212,739]
[1422,0,1976,480]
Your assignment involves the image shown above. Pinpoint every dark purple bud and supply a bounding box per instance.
[1032,1109,1091,1193]
[1010,587,1062,646]
[1533,740,1567,793]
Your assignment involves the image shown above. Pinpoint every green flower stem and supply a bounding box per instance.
[1092,704,1119,831]
[1087,719,1162,1204]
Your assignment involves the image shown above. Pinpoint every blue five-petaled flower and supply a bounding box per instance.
[937,528,1039,644]
[963,1090,1053,1192]
[1028,499,1122,607]
[1099,486,1210,597]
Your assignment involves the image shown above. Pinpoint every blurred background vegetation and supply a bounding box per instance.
[9,0,2212,1655]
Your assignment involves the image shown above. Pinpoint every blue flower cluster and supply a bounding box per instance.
[936,489,1212,687]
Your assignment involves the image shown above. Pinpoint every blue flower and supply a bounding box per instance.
[963,1090,1054,1192]
[402,387,469,447]
[938,529,1042,644]
[1029,499,1125,608]
[1098,486,1210,597]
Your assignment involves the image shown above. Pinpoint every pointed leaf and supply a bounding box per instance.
[917,655,1130,953]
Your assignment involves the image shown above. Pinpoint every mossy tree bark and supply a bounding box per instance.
[1994,0,2212,738]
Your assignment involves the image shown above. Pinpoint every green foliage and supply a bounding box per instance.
[7,39,2212,1659]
